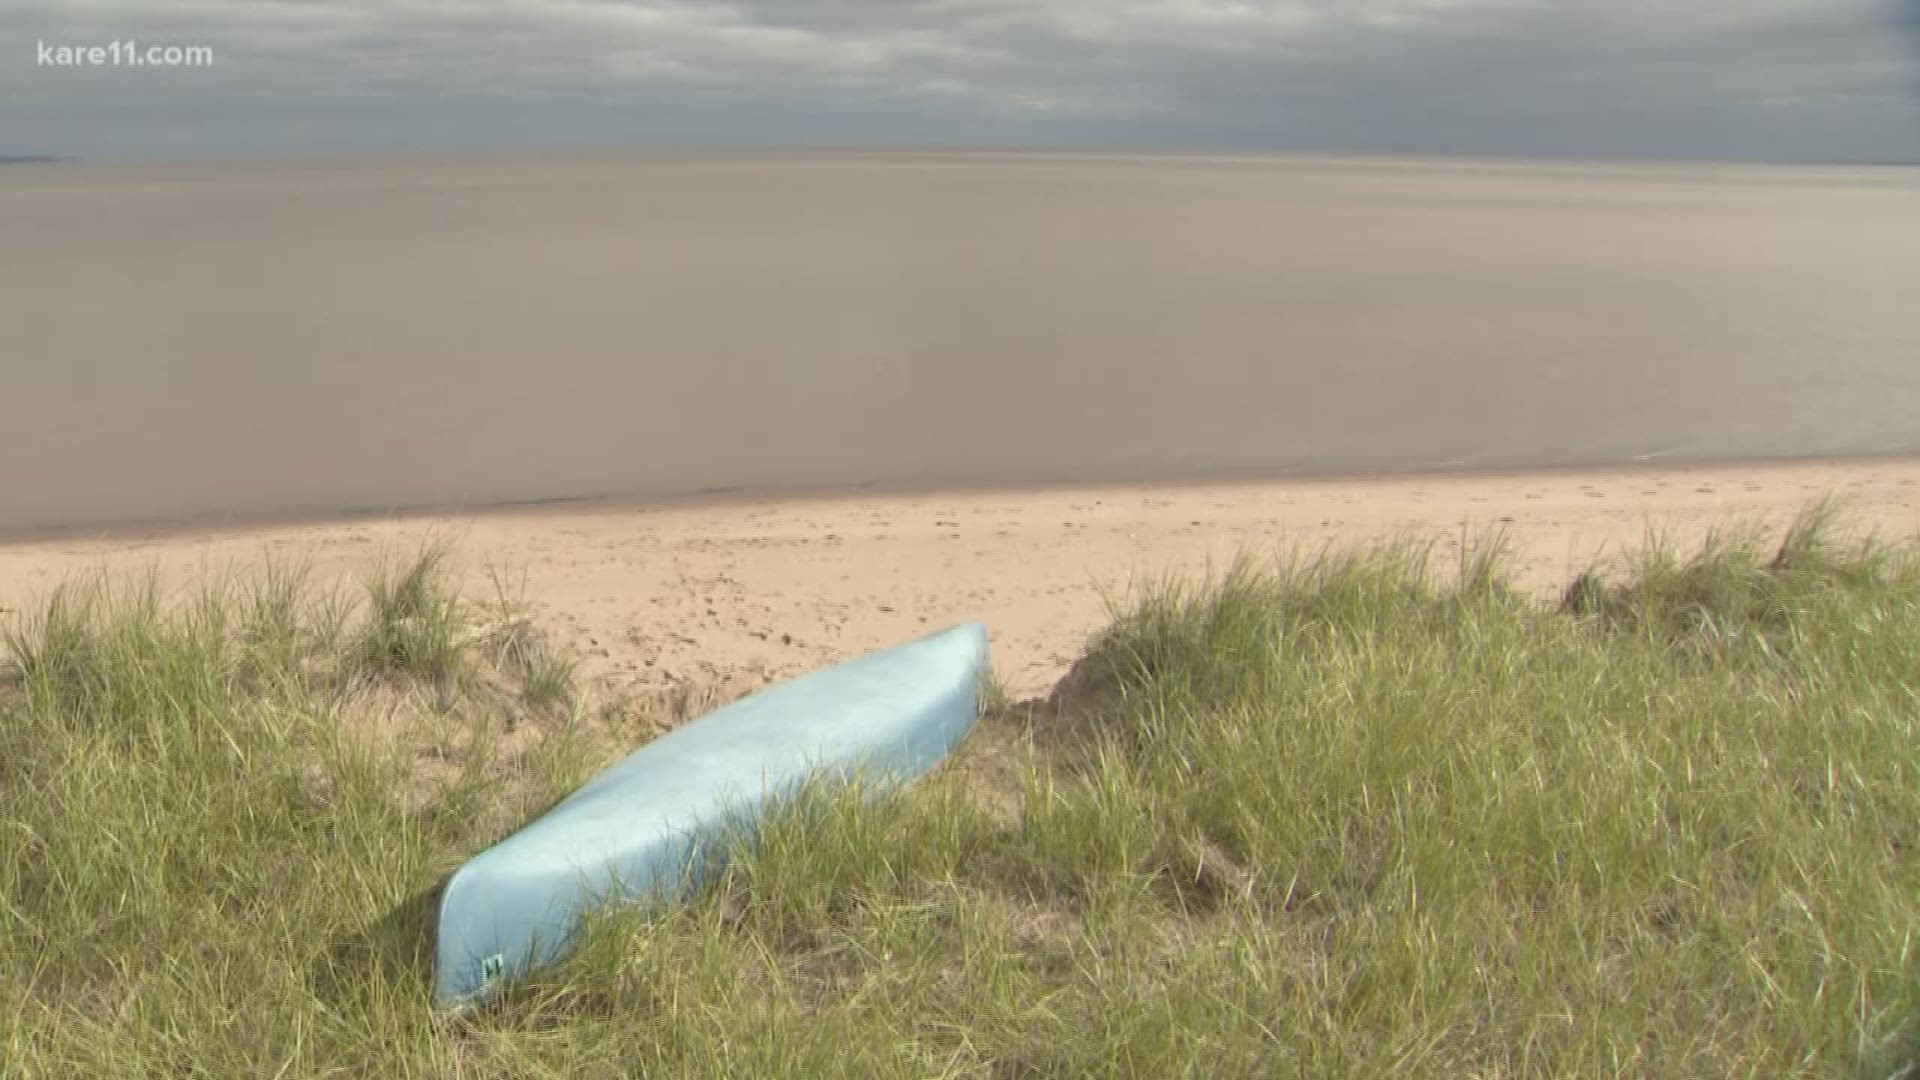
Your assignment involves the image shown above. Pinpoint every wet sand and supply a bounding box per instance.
[5,151,1920,535]
[4,458,1917,699]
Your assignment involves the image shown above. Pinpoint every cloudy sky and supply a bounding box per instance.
[5,0,1919,163]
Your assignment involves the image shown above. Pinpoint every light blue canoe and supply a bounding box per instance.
[433,621,991,1007]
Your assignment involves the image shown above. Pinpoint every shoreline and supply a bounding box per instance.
[5,458,1918,698]
[6,452,1919,548]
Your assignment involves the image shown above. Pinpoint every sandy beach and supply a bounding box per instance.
[4,458,1917,700]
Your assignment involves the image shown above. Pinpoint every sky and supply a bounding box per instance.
[4,0,1919,163]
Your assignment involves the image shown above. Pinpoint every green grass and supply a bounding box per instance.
[353,541,468,683]
[6,505,1920,1077]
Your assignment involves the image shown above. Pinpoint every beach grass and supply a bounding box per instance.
[4,503,1920,1077]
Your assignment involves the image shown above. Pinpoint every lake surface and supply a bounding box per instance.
[4,150,1918,534]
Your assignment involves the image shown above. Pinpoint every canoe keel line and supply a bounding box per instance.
[433,621,992,1007]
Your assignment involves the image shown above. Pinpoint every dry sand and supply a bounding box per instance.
[4,459,1917,701]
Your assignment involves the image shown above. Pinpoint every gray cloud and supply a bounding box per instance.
[2,0,1916,161]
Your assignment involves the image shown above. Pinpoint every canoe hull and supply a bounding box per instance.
[433,621,991,1006]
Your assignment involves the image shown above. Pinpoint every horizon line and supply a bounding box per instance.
[7,144,1918,172]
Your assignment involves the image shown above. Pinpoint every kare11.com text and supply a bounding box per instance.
[38,40,214,68]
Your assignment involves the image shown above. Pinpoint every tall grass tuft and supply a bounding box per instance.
[351,542,468,683]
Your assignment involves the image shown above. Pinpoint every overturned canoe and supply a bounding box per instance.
[433,621,991,1006]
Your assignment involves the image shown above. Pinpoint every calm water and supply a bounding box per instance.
[4,151,1918,534]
